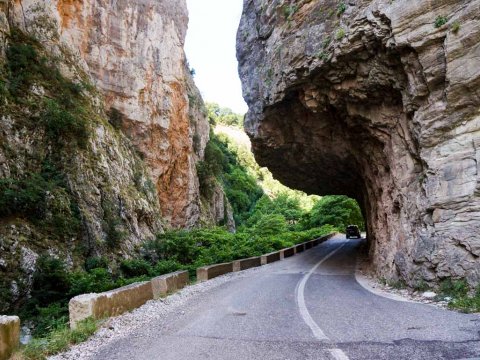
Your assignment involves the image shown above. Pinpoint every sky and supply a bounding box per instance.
[185,0,248,114]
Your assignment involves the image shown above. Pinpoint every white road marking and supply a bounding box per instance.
[329,348,350,360]
[295,239,350,360]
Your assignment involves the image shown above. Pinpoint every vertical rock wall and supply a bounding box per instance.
[237,0,480,285]
[0,0,224,310]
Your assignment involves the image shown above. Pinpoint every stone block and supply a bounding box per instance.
[261,251,281,265]
[233,256,262,271]
[0,316,20,360]
[281,247,296,258]
[69,281,153,329]
[151,271,189,299]
[197,262,233,282]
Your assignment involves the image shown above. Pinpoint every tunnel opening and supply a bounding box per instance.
[244,39,428,282]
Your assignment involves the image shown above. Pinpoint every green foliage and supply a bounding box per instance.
[5,29,44,96]
[439,278,469,298]
[152,260,182,276]
[439,279,480,313]
[69,268,115,296]
[30,256,70,307]
[20,317,98,360]
[434,15,448,28]
[451,20,461,34]
[305,195,364,231]
[206,102,244,128]
[84,257,108,272]
[335,28,346,40]
[253,214,288,237]
[337,2,347,16]
[120,259,152,278]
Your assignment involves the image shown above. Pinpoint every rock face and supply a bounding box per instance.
[0,0,220,311]
[9,0,210,228]
[238,0,480,285]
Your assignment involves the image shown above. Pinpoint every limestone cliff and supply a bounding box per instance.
[0,0,225,311]
[238,0,480,285]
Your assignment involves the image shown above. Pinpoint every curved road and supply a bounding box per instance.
[94,235,480,360]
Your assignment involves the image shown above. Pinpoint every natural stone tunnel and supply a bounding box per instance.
[237,0,480,285]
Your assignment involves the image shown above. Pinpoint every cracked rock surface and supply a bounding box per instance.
[237,0,480,285]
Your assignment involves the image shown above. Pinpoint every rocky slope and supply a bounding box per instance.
[237,0,480,286]
[0,0,231,311]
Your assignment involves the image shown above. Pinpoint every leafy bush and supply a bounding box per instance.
[69,268,115,296]
[120,259,152,278]
[84,257,109,272]
[434,15,448,28]
[40,99,89,148]
[337,2,347,16]
[152,260,182,276]
[30,256,70,307]
[254,214,288,237]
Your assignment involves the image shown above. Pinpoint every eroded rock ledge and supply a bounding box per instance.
[237,0,480,285]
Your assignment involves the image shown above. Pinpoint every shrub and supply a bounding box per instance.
[439,278,469,298]
[84,257,109,272]
[40,99,89,148]
[120,259,152,277]
[335,28,346,40]
[30,256,70,307]
[434,15,448,28]
[451,20,461,34]
[337,2,347,16]
[151,260,182,276]
[254,214,288,237]
[69,268,115,296]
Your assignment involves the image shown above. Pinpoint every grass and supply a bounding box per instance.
[13,318,98,360]
[451,20,461,34]
[335,28,346,40]
[437,279,480,313]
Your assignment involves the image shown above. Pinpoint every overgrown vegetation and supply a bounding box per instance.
[438,279,480,313]
[206,102,244,128]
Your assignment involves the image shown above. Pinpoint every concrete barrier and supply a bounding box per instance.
[151,271,189,299]
[295,243,305,253]
[261,251,281,265]
[0,316,20,360]
[233,256,262,272]
[305,241,313,250]
[281,246,296,258]
[69,281,153,329]
[197,262,234,281]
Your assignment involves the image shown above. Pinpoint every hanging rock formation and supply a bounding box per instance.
[237,0,480,285]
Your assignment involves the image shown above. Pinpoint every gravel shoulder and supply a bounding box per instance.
[49,265,269,360]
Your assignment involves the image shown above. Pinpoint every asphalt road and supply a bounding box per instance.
[94,235,480,360]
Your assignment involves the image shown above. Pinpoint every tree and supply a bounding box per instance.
[306,195,364,231]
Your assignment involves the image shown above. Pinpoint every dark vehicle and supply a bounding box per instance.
[346,225,361,239]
